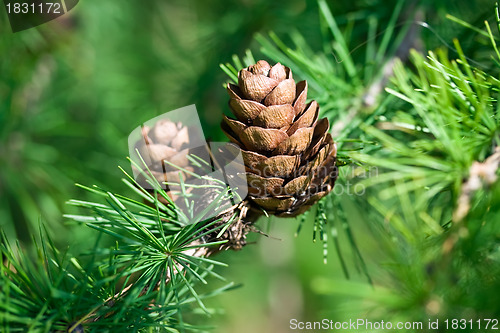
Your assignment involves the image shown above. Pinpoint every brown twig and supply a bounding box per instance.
[453,147,500,222]
[363,9,424,108]
[332,10,424,138]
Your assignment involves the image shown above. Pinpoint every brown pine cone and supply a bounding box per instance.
[133,119,194,202]
[221,60,338,217]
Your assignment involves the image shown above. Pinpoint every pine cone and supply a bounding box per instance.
[221,60,338,217]
[134,119,193,202]
[133,117,253,252]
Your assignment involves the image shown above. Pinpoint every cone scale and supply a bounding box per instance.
[222,60,338,217]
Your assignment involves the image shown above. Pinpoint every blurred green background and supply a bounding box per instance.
[0,0,496,332]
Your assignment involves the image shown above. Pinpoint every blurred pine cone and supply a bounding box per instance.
[133,119,252,252]
[222,60,338,217]
[134,119,193,201]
